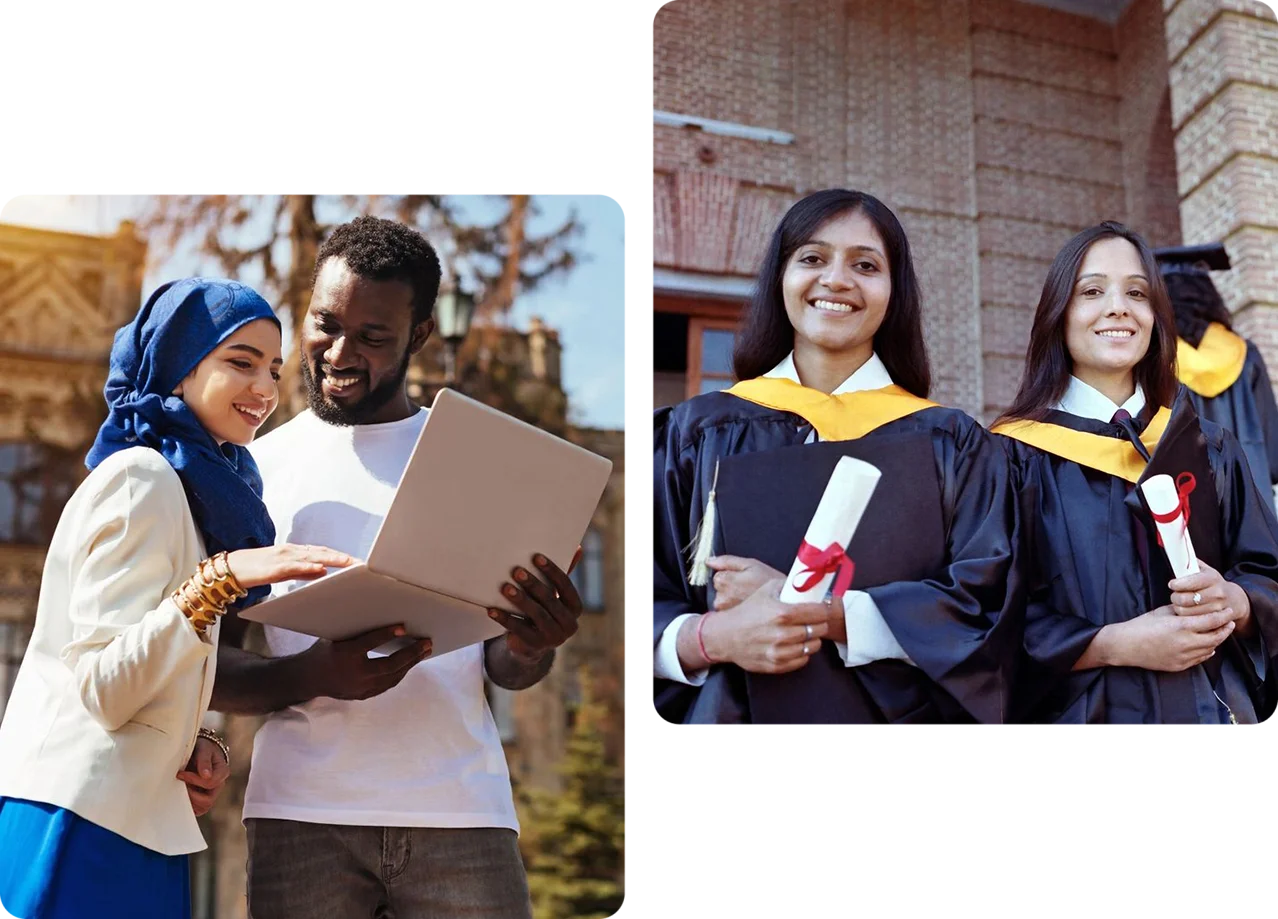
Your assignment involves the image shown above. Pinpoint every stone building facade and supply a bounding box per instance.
[0,221,145,710]
[654,0,1278,422]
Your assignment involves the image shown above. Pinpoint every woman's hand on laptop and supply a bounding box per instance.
[227,544,356,589]
[487,550,585,661]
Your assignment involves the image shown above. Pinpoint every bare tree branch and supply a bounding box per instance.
[136,194,584,420]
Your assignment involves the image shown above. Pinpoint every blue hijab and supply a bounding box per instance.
[86,278,279,606]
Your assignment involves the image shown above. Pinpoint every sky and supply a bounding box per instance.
[0,194,624,429]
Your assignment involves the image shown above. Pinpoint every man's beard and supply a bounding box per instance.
[300,347,413,426]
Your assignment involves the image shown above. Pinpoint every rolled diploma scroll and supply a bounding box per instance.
[1140,473,1199,580]
[779,456,882,604]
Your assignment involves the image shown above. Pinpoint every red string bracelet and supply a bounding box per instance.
[696,613,717,666]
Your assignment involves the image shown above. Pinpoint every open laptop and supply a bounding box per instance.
[240,388,613,658]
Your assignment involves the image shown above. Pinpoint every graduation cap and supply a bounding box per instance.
[1154,243,1234,347]
[1153,242,1232,274]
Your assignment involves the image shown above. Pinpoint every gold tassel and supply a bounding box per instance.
[687,460,720,586]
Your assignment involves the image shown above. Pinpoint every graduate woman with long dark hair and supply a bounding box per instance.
[994,222,1278,723]
[654,189,1021,724]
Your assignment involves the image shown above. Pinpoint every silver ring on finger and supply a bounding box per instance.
[802,642,811,656]
[1193,592,1203,605]
[805,623,813,640]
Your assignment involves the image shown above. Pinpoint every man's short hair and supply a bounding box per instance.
[313,216,442,325]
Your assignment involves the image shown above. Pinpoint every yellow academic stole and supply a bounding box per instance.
[685,377,938,586]
[1177,323,1247,398]
[725,377,939,442]
[992,407,1172,483]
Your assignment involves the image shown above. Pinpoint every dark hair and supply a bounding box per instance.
[313,216,442,325]
[1164,269,1232,346]
[732,189,931,398]
[998,221,1178,425]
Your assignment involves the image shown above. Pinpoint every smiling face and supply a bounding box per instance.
[300,257,433,426]
[1063,236,1155,395]
[781,208,892,371]
[175,318,282,446]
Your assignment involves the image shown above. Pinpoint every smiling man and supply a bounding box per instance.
[212,216,582,919]
[299,247,423,425]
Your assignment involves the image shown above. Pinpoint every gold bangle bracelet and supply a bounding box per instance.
[173,551,247,635]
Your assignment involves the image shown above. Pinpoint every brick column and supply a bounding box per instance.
[1166,0,1278,359]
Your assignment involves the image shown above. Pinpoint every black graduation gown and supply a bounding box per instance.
[1184,341,1278,500]
[1001,393,1278,723]
[653,391,1022,724]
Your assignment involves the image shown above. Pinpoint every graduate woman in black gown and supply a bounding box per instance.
[654,189,1022,724]
[1157,243,1278,510]
[995,222,1278,723]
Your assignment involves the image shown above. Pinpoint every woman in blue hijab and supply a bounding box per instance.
[0,279,353,918]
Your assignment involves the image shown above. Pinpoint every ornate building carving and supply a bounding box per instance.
[0,220,144,641]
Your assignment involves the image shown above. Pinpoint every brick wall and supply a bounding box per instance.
[848,0,981,415]
[653,0,984,416]
[1118,0,1184,249]
[654,0,1272,420]
[1165,0,1278,361]
[971,0,1123,416]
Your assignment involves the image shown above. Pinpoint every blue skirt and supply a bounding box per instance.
[0,797,190,919]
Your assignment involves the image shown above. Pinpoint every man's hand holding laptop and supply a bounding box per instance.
[487,546,585,661]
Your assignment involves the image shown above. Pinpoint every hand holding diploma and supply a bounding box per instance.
[705,557,850,642]
[778,457,880,605]
[1088,474,1252,671]
[686,457,881,674]
[766,457,879,651]
[704,557,853,656]
[1142,473,1253,633]
[1099,604,1240,672]
[693,579,830,674]
[1168,560,1252,635]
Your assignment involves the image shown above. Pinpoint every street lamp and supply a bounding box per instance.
[434,285,476,386]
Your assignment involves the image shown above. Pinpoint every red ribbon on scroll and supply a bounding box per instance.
[791,540,856,598]
[1149,471,1196,548]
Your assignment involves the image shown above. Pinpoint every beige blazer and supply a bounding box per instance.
[0,447,219,855]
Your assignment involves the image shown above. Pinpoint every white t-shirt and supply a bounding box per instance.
[241,408,518,831]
